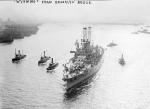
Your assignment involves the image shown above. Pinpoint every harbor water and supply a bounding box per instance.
[0,23,150,109]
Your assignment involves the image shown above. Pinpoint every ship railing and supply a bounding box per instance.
[63,69,86,81]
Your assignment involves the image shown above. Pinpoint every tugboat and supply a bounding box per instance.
[38,51,50,65]
[107,41,117,47]
[47,58,59,71]
[12,49,26,62]
[62,27,104,92]
[119,54,125,66]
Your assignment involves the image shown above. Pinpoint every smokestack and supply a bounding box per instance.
[88,27,91,42]
[44,51,45,57]
[51,58,53,64]
[83,27,87,41]
[18,50,21,55]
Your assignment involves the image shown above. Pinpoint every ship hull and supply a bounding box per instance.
[38,57,50,65]
[65,56,103,92]
[12,55,26,62]
[47,63,59,70]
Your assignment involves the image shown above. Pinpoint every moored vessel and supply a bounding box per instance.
[63,27,104,91]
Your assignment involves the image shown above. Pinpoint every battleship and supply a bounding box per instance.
[63,27,104,91]
[12,49,26,62]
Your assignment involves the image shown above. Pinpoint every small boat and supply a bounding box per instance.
[138,28,150,34]
[133,27,150,34]
[12,49,26,62]
[38,51,50,65]
[47,58,59,71]
[119,54,125,66]
[107,41,117,47]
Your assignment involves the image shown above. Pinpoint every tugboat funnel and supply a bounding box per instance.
[44,51,46,57]
[51,58,53,64]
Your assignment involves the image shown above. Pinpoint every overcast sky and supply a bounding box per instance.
[0,0,150,24]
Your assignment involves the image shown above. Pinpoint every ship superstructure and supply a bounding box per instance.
[63,27,104,91]
[38,51,50,65]
[12,49,26,62]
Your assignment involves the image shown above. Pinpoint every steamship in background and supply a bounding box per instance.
[63,27,104,92]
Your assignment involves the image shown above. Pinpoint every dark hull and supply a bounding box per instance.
[65,56,103,92]
[66,70,96,93]
[119,60,125,66]
[107,43,117,47]
[38,58,50,65]
[12,55,26,62]
[47,63,59,70]
[38,60,47,64]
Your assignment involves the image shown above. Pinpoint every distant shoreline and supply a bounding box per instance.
[0,20,40,43]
